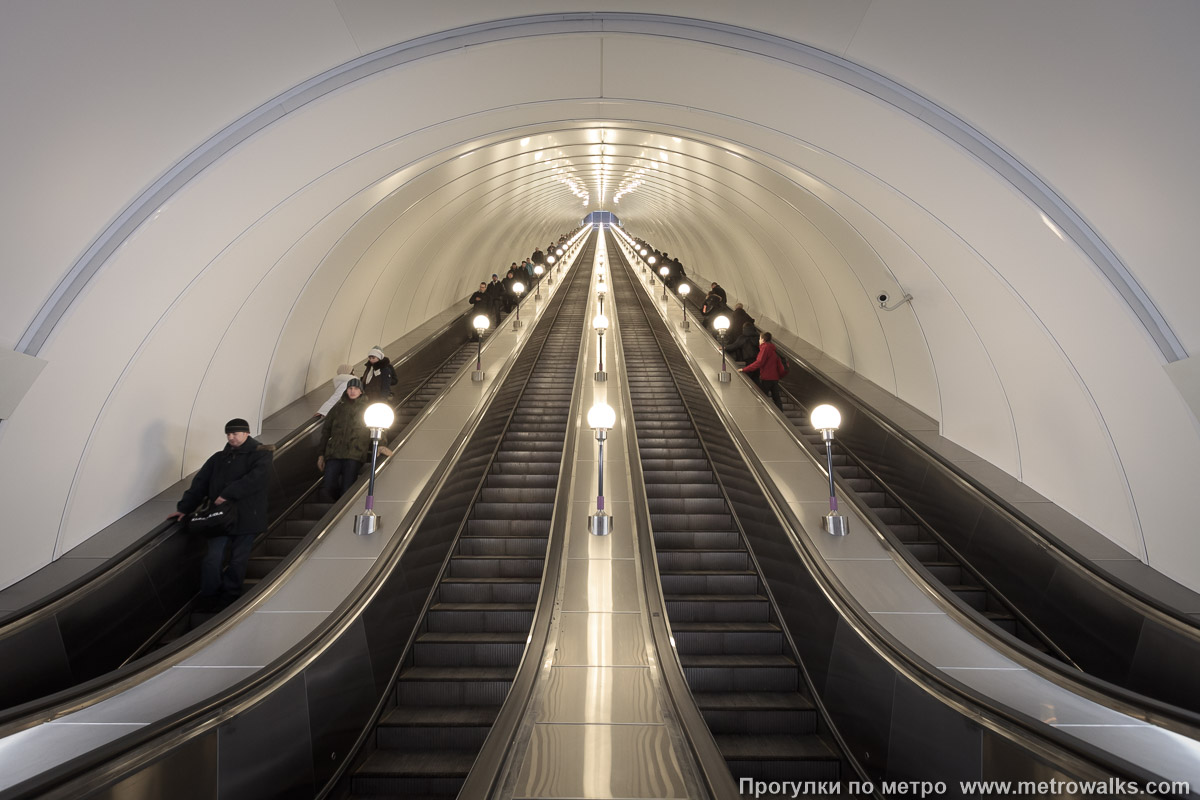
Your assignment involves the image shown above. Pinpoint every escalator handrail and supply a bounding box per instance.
[603,241,764,799]
[785,396,1078,668]
[614,245,1171,790]
[0,309,503,731]
[621,239,1200,737]
[0,245,588,800]
[610,244,878,794]
[0,304,476,631]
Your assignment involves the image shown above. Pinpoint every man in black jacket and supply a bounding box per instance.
[169,418,273,608]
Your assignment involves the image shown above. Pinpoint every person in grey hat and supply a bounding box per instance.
[168,418,274,610]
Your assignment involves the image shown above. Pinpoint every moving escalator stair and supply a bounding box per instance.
[613,244,846,785]
[346,238,591,798]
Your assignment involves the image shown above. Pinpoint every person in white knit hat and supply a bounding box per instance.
[360,346,396,402]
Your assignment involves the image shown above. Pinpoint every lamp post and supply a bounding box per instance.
[533,264,544,298]
[594,313,609,382]
[660,266,670,299]
[354,402,395,535]
[512,281,525,330]
[596,279,608,316]
[811,404,848,536]
[587,402,617,536]
[472,314,489,381]
[677,283,691,330]
[714,315,731,382]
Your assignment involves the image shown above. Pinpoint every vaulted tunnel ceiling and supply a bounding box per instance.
[2,8,1199,595]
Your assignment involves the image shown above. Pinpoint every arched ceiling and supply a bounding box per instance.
[2,7,1199,594]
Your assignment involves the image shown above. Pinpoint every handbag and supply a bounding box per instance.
[188,501,238,537]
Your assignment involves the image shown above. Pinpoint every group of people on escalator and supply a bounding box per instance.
[166,230,582,613]
[633,237,788,410]
[466,229,581,334]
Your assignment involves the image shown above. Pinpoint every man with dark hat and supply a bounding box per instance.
[168,418,274,609]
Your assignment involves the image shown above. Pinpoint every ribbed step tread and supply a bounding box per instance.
[400,666,518,681]
[679,653,796,668]
[382,705,501,727]
[357,749,476,777]
[714,734,838,760]
[694,692,812,712]
[418,630,527,644]
[671,621,780,633]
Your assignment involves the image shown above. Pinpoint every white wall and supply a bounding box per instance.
[2,3,1198,591]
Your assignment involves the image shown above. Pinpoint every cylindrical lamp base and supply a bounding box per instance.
[680,320,690,331]
[594,371,608,382]
[718,371,732,383]
[354,512,380,536]
[512,319,522,330]
[588,512,613,536]
[823,513,848,537]
[472,370,486,382]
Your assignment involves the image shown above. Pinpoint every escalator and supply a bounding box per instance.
[610,240,853,785]
[0,310,485,715]
[129,343,480,656]
[607,232,1184,793]
[779,403,1063,659]
[343,235,593,797]
[636,236,1200,727]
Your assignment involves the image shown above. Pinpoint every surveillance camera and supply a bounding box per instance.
[877,292,890,306]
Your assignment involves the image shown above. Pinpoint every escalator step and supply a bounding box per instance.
[438,578,540,604]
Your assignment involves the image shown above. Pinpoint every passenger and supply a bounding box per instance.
[531,248,544,267]
[316,378,392,502]
[729,321,761,365]
[168,418,273,610]
[739,332,785,410]
[672,257,686,281]
[726,303,754,342]
[469,281,496,332]
[361,346,396,402]
[709,281,728,305]
[501,270,519,312]
[702,286,728,324]
[317,363,357,417]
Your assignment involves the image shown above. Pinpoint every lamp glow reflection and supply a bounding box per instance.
[472,314,489,381]
[811,404,848,536]
[354,402,395,535]
[594,313,609,382]
[677,283,691,330]
[714,315,731,381]
[512,281,525,330]
[587,402,617,536]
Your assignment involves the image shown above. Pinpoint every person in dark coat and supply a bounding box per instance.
[726,303,753,342]
[361,346,396,402]
[708,282,727,305]
[740,332,785,409]
[729,321,761,364]
[469,281,497,332]
[701,287,728,325]
[316,379,392,501]
[168,418,273,608]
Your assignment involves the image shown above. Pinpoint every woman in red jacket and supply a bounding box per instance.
[740,331,785,409]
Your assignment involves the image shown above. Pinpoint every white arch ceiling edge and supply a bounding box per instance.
[0,16,1196,590]
[15,13,1180,363]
